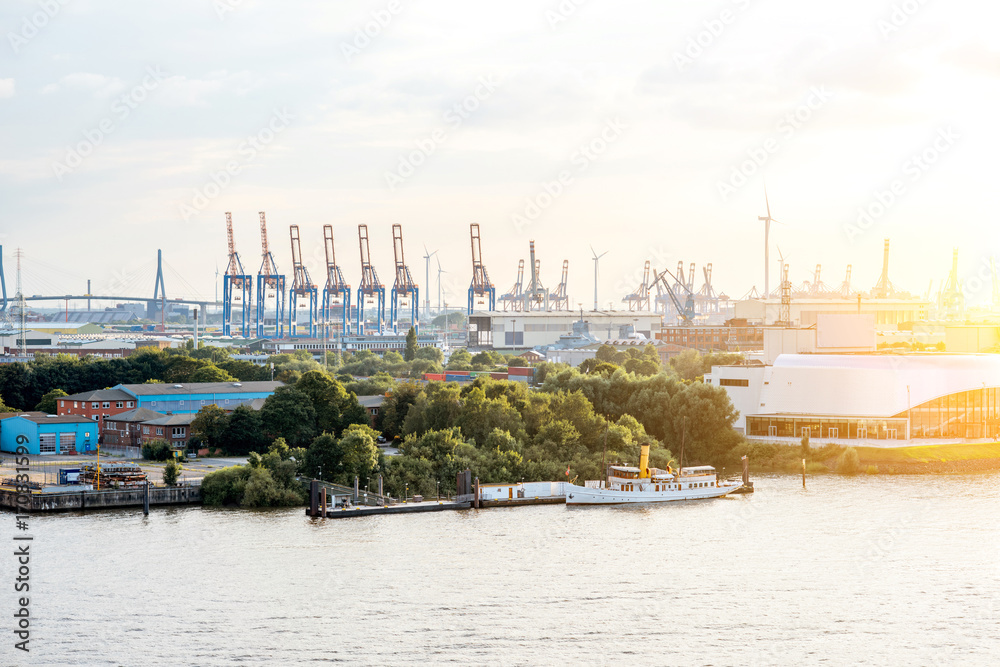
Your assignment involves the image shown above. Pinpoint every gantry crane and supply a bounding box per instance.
[322,225,351,336]
[653,266,696,325]
[623,260,651,311]
[499,259,525,311]
[222,212,253,337]
[523,241,548,311]
[551,260,570,311]
[356,224,385,334]
[468,223,496,314]
[389,224,419,333]
[288,225,318,338]
[256,212,286,338]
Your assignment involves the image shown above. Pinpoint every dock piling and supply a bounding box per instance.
[143,482,149,516]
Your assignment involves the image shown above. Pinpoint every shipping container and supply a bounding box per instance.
[445,374,473,382]
[490,372,508,380]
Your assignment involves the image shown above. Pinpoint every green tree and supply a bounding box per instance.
[142,439,173,461]
[295,370,352,435]
[304,432,342,482]
[404,326,418,361]
[507,356,527,367]
[35,388,68,414]
[220,405,267,455]
[338,423,380,485]
[260,386,318,448]
[379,382,423,439]
[163,459,182,485]
[414,346,443,363]
[446,349,472,370]
[190,404,229,448]
[188,364,236,383]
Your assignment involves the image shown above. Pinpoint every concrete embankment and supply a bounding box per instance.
[0,485,201,512]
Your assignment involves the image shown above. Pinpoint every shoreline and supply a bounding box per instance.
[746,441,1000,475]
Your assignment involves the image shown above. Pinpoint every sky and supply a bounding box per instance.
[1,0,999,311]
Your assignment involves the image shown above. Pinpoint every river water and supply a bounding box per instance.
[6,473,1000,666]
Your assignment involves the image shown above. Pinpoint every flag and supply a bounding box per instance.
[741,455,747,461]
[565,465,571,476]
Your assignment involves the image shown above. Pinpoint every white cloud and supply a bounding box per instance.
[41,72,125,98]
[0,79,14,99]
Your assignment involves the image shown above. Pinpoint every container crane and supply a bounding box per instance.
[499,260,525,311]
[288,225,318,338]
[256,212,286,338]
[356,224,386,334]
[468,223,496,315]
[222,212,253,337]
[322,225,351,336]
[551,260,570,310]
[523,241,549,311]
[623,261,651,311]
[653,266,696,325]
[389,224,419,333]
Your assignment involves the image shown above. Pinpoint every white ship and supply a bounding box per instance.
[565,443,742,505]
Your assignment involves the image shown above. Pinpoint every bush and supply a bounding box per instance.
[142,439,172,461]
[163,460,182,486]
[865,465,879,475]
[836,447,861,474]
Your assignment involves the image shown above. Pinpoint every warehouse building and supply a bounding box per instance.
[112,381,283,415]
[708,315,1000,441]
[468,311,662,350]
[0,413,98,455]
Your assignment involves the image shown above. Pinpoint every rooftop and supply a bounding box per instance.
[117,381,283,396]
[142,414,196,426]
[15,414,99,425]
[61,388,132,402]
[106,407,164,423]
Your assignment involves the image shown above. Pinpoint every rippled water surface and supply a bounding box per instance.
[7,473,1000,666]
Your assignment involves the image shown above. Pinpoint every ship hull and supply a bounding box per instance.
[565,481,741,505]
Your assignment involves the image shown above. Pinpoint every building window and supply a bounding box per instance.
[143,426,150,434]
[91,402,99,409]
[127,401,134,408]
[156,427,163,436]
[59,400,65,408]
[116,402,123,408]
[102,402,110,409]
[719,378,749,387]
[74,401,78,408]
[172,427,185,437]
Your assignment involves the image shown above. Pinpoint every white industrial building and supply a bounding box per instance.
[708,314,1000,441]
[468,311,662,350]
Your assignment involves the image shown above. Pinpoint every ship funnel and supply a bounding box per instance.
[638,442,650,478]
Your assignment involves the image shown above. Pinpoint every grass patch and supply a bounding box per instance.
[853,442,1000,464]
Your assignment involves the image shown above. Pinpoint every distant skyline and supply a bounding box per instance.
[2,0,998,309]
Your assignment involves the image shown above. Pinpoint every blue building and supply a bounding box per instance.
[112,381,283,415]
[0,413,98,455]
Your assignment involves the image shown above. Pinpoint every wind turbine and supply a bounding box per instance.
[591,246,608,311]
[436,255,446,315]
[423,245,438,317]
[757,185,784,298]
[775,246,790,296]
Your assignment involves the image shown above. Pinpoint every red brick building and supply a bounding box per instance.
[58,389,135,430]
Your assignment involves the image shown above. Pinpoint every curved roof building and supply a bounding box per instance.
[730,354,1000,441]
